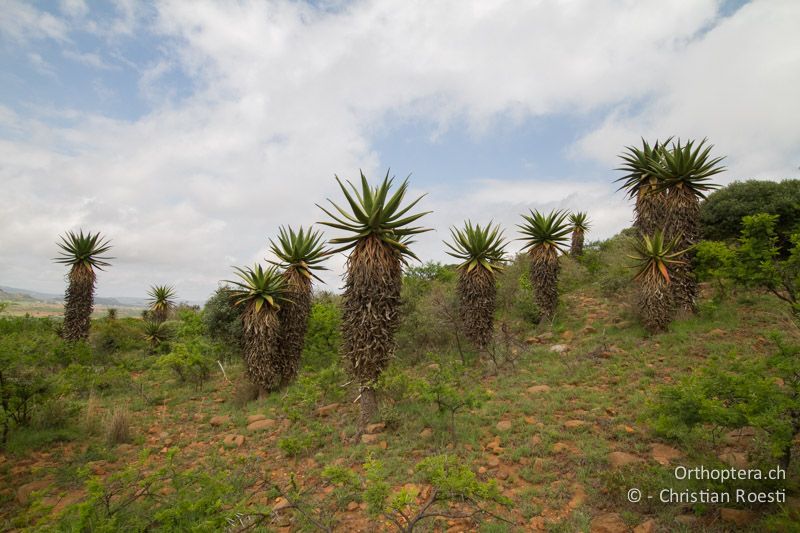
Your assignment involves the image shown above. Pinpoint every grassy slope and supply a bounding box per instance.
[1,255,799,531]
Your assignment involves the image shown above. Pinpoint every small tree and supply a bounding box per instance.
[54,230,113,341]
[147,285,177,323]
[731,213,800,317]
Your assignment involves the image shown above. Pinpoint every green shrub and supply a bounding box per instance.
[700,179,800,247]
[156,341,214,389]
[648,335,800,468]
[90,318,146,357]
[203,286,242,356]
[302,295,341,370]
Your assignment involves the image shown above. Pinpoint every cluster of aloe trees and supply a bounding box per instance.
[227,227,329,397]
[53,175,592,433]
[618,138,725,332]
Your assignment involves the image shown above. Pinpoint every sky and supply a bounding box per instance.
[1,0,798,302]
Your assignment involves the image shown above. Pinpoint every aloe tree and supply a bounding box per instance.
[518,210,571,321]
[647,138,725,312]
[54,230,113,341]
[444,221,507,350]
[269,226,329,387]
[147,285,177,323]
[629,231,686,333]
[568,212,590,257]
[318,170,431,430]
[226,264,288,394]
[616,138,672,237]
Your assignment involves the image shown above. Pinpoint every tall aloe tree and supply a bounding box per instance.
[268,226,329,387]
[54,230,113,341]
[518,210,571,322]
[629,231,685,333]
[647,138,725,312]
[445,221,507,350]
[147,285,177,323]
[568,212,591,257]
[226,264,288,395]
[318,170,431,430]
[616,138,672,237]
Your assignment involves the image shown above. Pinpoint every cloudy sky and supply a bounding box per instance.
[1,0,798,301]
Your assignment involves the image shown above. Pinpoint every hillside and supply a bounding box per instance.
[0,234,798,532]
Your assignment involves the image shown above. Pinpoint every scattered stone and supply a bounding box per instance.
[608,451,644,468]
[531,435,542,446]
[486,437,503,452]
[223,434,245,448]
[561,330,574,341]
[674,515,698,526]
[247,414,266,423]
[550,344,569,353]
[209,415,230,427]
[650,443,682,465]
[590,512,629,533]
[419,428,433,438]
[538,332,554,341]
[567,483,586,509]
[346,501,359,511]
[496,420,512,431]
[718,451,749,469]
[361,433,384,444]
[524,416,536,424]
[527,384,551,394]
[366,422,386,434]
[273,497,291,512]
[17,479,52,505]
[633,519,657,533]
[247,419,276,432]
[564,420,585,429]
[529,516,547,530]
[478,466,488,474]
[193,413,205,422]
[552,442,582,456]
[427,363,440,371]
[582,326,597,334]
[315,403,339,417]
[213,398,225,403]
[720,508,757,527]
[709,328,725,336]
[525,337,540,344]
[486,455,501,468]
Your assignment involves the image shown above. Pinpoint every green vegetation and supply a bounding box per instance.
[700,179,800,246]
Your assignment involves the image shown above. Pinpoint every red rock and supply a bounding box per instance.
[247,419,276,431]
[633,519,656,533]
[527,384,551,394]
[608,451,643,468]
[366,422,385,434]
[209,415,230,427]
[719,508,757,527]
[247,414,266,423]
[496,420,512,431]
[590,512,629,533]
[564,420,585,428]
[650,443,682,465]
[315,403,339,416]
[16,479,52,505]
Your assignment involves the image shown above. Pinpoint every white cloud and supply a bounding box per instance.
[575,0,800,181]
[1,0,798,301]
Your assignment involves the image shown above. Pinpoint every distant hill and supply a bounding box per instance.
[0,285,148,308]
